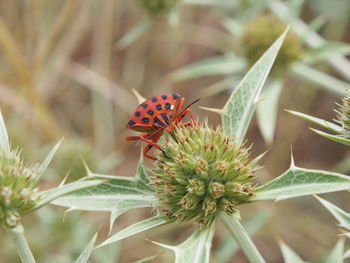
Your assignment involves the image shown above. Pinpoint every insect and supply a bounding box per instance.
[126,93,198,160]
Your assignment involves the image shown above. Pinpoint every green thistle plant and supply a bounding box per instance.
[241,13,302,77]
[152,123,257,228]
[0,149,40,228]
[135,0,180,16]
[55,29,350,263]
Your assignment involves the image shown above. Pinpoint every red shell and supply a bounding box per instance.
[126,93,181,132]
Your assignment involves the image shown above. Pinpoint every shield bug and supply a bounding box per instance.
[126,93,199,160]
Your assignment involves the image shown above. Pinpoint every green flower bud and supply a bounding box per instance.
[241,13,302,77]
[337,93,350,139]
[135,0,180,16]
[0,150,40,228]
[152,123,257,228]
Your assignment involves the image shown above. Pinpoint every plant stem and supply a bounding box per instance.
[221,213,266,263]
[7,226,36,263]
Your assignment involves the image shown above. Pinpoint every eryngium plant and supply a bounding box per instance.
[53,29,350,263]
[153,123,256,227]
[0,112,103,262]
[0,149,39,228]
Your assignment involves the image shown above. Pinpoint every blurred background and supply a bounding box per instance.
[0,0,349,262]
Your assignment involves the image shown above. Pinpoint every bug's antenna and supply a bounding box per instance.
[184,98,200,110]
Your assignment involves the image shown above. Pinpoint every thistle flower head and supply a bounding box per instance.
[336,93,350,138]
[135,0,180,16]
[241,13,302,77]
[152,123,257,228]
[0,149,40,228]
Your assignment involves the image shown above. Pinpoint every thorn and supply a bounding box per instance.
[132,89,146,104]
[80,156,92,176]
[290,146,295,168]
[199,106,223,115]
[58,172,70,187]
[63,207,76,221]
[313,195,321,201]
[254,96,266,105]
[275,235,284,246]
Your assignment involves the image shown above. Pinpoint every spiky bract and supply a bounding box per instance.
[152,123,257,228]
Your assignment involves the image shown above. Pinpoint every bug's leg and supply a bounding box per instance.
[173,97,185,116]
[143,144,157,161]
[143,136,170,160]
[127,134,163,150]
[173,108,195,122]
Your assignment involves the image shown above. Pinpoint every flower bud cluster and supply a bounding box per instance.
[152,123,257,228]
[337,93,350,138]
[135,0,180,16]
[241,13,302,77]
[0,150,39,228]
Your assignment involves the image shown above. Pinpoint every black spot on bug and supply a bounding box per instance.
[147,110,154,116]
[141,103,148,109]
[135,111,141,117]
[154,117,166,128]
[162,95,167,100]
[142,117,150,123]
[172,93,180,99]
[151,97,158,102]
[156,104,162,110]
[165,103,171,110]
[161,113,170,125]
[128,120,136,126]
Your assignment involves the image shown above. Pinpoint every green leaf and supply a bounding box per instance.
[279,241,307,263]
[287,0,305,19]
[303,42,350,65]
[7,226,36,263]
[75,233,97,263]
[289,62,347,96]
[118,18,153,49]
[253,164,350,201]
[315,196,350,231]
[216,211,271,263]
[256,78,283,145]
[29,178,104,213]
[311,128,350,147]
[35,138,63,183]
[169,55,245,82]
[222,27,289,145]
[287,110,342,134]
[320,239,344,263]
[52,173,157,210]
[52,161,157,229]
[221,213,265,263]
[98,216,169,248]
[152,221,215,263]
[0,111,10,153]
